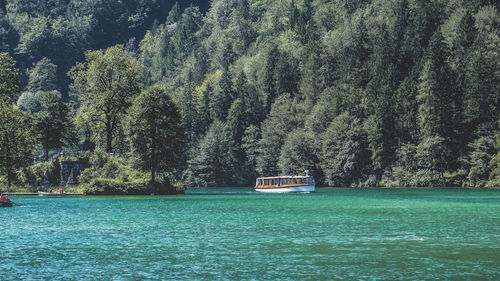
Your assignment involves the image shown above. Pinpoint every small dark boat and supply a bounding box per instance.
[1,194,14,207]
[0,201,13,207]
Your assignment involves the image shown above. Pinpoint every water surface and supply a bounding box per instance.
[2,188,500,280]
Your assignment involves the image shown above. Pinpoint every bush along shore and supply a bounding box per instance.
[1,151,185,195]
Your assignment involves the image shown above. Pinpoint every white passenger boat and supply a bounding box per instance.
[38,188,66,196]
[255,171,315,193]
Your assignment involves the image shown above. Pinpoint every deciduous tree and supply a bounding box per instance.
[34,91,77,161]
[0,100,36,188]
[70,45,142,153]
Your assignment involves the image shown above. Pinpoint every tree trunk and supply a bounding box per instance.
[7,169,11,189]
[45,145,49,161]
[5,151,11,189]
[151,147,156,183]
[151,166,155,183]
[151,124,156,183]
[106,120,113,153]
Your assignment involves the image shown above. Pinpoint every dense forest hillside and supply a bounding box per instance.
[0,0,209,94]
[1,0,500,190]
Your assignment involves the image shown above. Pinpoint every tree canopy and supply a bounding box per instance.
[127,85,183,182]
[1,0,500,188]
[70,45,142,154]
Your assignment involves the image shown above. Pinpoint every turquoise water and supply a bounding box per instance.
[2,188,500,280]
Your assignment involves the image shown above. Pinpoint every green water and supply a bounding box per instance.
[2,188,500,280]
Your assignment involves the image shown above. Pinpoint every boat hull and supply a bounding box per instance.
[0,202,13,207]
[255,185,315,193]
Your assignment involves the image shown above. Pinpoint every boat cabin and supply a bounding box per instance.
[255,176,315,188]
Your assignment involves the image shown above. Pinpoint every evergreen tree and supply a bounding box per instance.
[0,52,21,104]
[417,31,455,140]
[256,95,305,176]
[127,85,183,182]
[210,68,233,120]
[27,57,58,92]
[242,124,260,184]
[321,112,371,186]
[186,120,237,187]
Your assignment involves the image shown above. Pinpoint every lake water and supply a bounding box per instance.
[2,188,500,280]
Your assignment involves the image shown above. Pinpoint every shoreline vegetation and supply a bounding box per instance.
[4,185,500,196]
[1,1,500,192]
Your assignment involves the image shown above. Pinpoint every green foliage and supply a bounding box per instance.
[34,91,77,160]
[78,150,147,184]
[256,95,306,176]
[0,100,36,188]
[415,136,451,185]
[417,31,454,139]
[241,124,260,183]
[186,120,237,187]
[71,45,142,153]
[387,136,455,187]
[82,178,149,195]
[127,85,183,182]
[464,135,495,187]
[278,129,323,184]
[76,149,179,194]
[321,112,371,187]
[16,160,59,189]
[17,91,42,113]
[27,57,58,92]
[2,0,500,189]
[0,52,21,104]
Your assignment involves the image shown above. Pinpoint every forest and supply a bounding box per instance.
[0,0,499,192]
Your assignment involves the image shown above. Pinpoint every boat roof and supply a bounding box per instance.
[257,175,312,179]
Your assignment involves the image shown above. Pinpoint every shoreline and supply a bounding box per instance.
[5,186,500,196]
